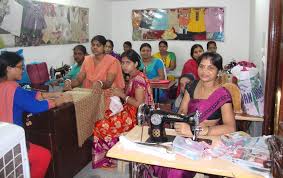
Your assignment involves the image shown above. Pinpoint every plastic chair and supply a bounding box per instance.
[221,83,242,113]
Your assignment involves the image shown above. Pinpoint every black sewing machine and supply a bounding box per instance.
[50,65,70,79]
[137,104,201,143]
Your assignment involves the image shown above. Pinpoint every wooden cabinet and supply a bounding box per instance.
[23,103,92,178]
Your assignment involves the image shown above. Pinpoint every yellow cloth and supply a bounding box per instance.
[153,52,176,68]
[187,8,206,32]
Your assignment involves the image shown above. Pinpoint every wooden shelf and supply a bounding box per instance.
[235,113,264,122]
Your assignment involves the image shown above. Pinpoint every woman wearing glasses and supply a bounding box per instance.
[0,52,71,178]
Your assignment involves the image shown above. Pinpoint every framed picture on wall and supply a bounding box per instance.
[132,7,224,41]
[0,0,89,48]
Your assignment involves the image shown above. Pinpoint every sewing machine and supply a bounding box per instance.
[50,64,70,79]
[137,104,201,143]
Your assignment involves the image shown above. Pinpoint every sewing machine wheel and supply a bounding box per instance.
[151,114,162,125]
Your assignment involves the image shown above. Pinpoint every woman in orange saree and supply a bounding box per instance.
[63,35,125,109]
[92,50,154,168]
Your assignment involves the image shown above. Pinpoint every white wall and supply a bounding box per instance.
[249,0,270,88]
[111,0,251,73]
[1,0,112,68]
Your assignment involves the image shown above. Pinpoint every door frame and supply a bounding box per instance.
[263,0,282,134]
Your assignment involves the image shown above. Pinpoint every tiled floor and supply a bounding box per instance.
[74,162,130,178]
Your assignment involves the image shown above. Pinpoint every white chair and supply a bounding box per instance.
[0,122,30,178]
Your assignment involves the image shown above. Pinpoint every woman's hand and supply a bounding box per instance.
[92,81,103,94]
[92,81,102,89]
[111,88,126,99]
[62,93,73,103]
[174,122,192,137]
[40,92,64,100]
[50,80,59,86]
[63,80,72,91]
[53,94,73,107]
[48,92,64,99]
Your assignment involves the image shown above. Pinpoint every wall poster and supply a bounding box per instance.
[0,0,89,48]
[132,7,224,41]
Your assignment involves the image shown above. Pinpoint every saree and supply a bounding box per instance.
[153,52,176,68]
[92,71,154,168]
[0,81,19,123]
[80,54,125,109]
[148,86,232,178]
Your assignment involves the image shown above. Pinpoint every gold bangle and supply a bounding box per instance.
[200,126,209,136]
[205,126,210,136]
[41,92,44,99]
[97,80,103,88]
[65,79,72,84]
[125,96,130,103]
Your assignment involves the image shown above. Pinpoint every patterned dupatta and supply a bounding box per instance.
[125,71,154,106]
[0,81,19,123]
[188,87,232,123]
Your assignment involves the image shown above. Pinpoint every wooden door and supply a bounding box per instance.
[264,0,283,135]
[277,81,283,135]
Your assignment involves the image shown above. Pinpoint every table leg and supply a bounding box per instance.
[153,88,160,103]
[236,120,252,133]
[130,162,138,178]
[157,88,160,104]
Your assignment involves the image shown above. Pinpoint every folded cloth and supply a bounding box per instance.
[66,88,105,147]
[119,136,175,160]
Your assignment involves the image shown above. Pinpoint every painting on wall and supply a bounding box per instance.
[0,0,89,48]
[132,7,224,41]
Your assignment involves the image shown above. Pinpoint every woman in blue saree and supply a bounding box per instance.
[139,43,166,102]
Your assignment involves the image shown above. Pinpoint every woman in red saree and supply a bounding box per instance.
[92,50,154,168]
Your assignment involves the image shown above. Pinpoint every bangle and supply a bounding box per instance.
[200,126,209,136]
[40,92,44,99]
[203,126,209,136]
[97,80,103,88]
[125,96,130,103]
[206,126,210,136]
[65,79,72,84]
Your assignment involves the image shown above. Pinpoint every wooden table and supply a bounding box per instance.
[24,103,92,178]
[107,126,263,178]
[150,80,176,103]
[235,113,264,122]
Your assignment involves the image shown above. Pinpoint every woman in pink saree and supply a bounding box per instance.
[146,52,236,178]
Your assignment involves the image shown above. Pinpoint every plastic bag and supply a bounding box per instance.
[109,96,123,116]
[231,62,264,116]
[173,136,209,160]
